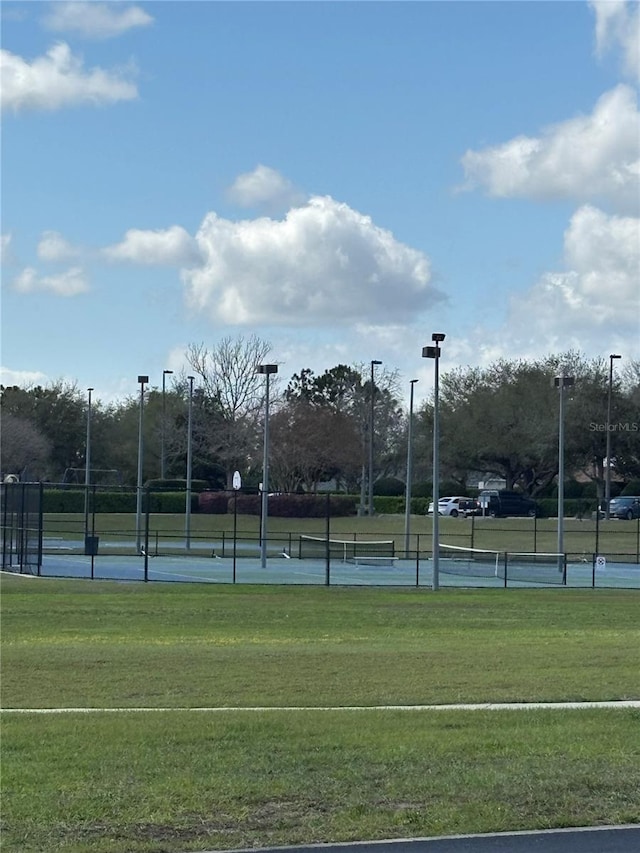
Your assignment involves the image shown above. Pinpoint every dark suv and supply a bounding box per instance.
[608,496,640,520]
[479,490,538,518]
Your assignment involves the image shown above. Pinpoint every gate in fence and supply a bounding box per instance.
[1,482,43,574]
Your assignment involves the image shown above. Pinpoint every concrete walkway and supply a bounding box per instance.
[200,826,640,853]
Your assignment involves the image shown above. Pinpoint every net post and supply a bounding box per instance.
[503,551,508,588]
[562,553,567,586]
[592,553,596,589]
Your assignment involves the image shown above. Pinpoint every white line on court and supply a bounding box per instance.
[2,701,639,714]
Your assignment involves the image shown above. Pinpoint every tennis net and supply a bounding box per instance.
[299,535,395,562]
[438,544,566,584]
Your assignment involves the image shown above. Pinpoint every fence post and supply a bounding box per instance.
[325,492,331,586]
[470,513,475,549]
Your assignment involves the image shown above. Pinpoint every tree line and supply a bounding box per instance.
[1,337,638,502]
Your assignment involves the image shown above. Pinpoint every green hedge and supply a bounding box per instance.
[536,498,598,518]
[43,488,198,514]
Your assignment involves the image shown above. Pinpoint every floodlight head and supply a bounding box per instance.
[610,354,622,360]
[432,332,446,343]
[138,375,149,384]
[257,364,278,375]
[163,369,174,375]
[554,375,575,388]
[422,345,440,359]
[410,378,419,385]
[87,387,94,392]
[371,359,382,366]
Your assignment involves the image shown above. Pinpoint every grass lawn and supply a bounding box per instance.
[1,577,639,852]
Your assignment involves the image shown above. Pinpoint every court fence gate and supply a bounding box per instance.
[1,482,44,574]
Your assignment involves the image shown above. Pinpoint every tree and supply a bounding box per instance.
[284,363,404,493]
[185,335,274,487]
[0,382,88,480]
[0,412,52,480]
[269,399,362,492]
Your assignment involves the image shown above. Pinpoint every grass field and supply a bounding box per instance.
[1,577,639,852]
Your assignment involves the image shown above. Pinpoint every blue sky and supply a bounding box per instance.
[2,1,639,406]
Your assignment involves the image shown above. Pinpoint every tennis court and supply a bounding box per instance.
[24,547,640,588]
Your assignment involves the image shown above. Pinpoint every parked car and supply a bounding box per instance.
[608,496,640,520]
[427,496,479,518]
[478,489,538,518]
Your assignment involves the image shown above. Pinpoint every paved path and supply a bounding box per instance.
[3,700,640,714]
[201,826,640,853]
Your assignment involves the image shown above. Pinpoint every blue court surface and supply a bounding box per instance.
[23,549,640,589]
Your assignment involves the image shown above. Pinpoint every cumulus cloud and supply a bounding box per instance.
[37,231,81,262]
[591,0,640,81]
[460,85,640,213]
[1,42,138,112]
[42,2,153,40]
[503,206,640,353]
[102,225,201,266]
[13,266,89,296]
[227,165,306,210]
[183,195,442,326]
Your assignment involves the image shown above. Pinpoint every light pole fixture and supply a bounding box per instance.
[185,375,194,549]
[404,379,419,557]
[605,354,622,520]
[135,375,149,554]
[257,364,278,568]
[84,387,94,537]
[161,369,173,480]
[423,333,446,591]
[554,374,575,570]
[368,359,382,516]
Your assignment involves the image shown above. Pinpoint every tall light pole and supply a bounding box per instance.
[185,375,195,549]
[404,379,419,557]
[423,333,446,591]
[605,354,622,520]
[555,374,575,569]
[84,387,94,537]
[257,364,278,568]
[135,375,149,554]
[368,359,382,516]
[161,369,173,480]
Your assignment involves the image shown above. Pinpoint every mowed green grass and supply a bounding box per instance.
[2,577,639,852]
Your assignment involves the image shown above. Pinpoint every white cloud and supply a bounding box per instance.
[183,195,443,326]
[461,85,640,213]
[37,231,81,262]
[13,266,89,296]
[591,0,640,82]
[0,366,49,387]
[498,206,640,356]
[42,2,153,40]
[1,42,138,112]
[227,165,306,210]
[1,233,13,265]
[103,226,200,266]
